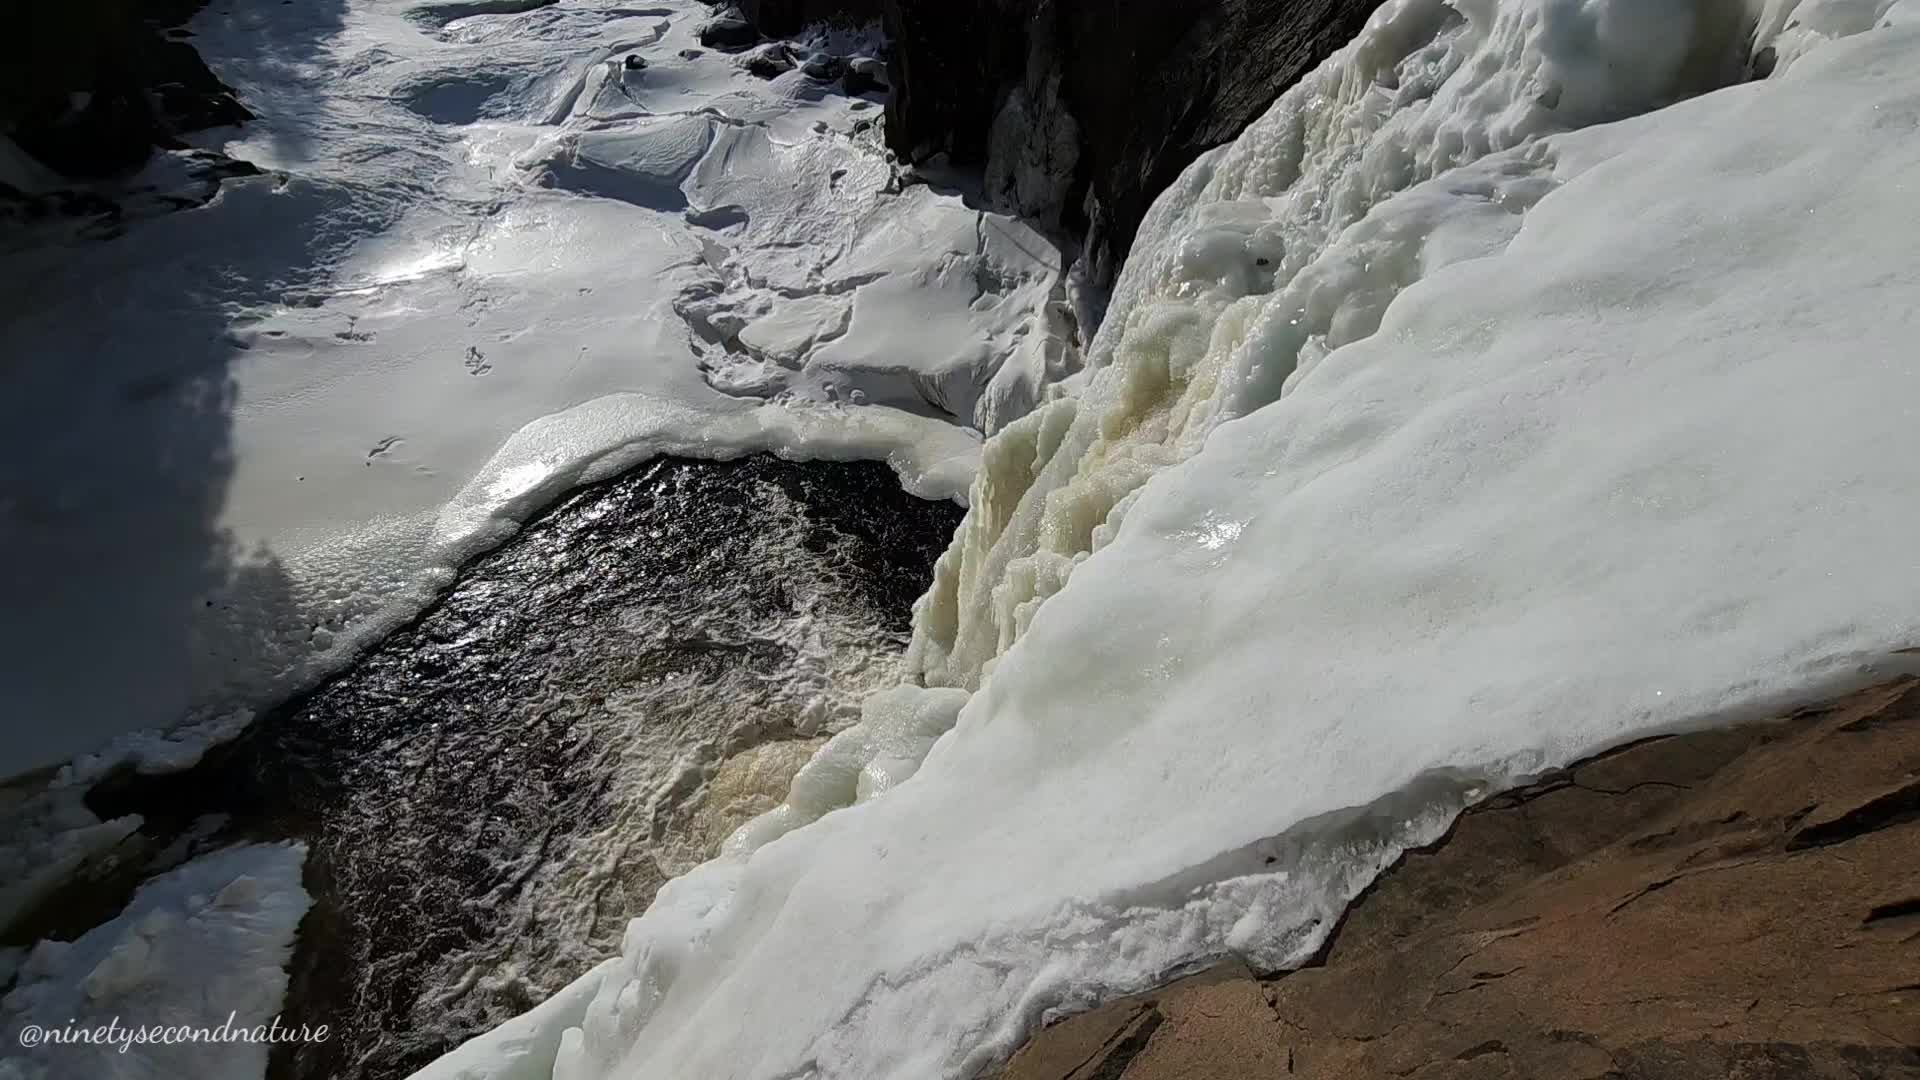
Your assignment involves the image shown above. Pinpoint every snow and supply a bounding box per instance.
[0,712,254,935]
[416,2,1920,1079]
[0,843,311,1080]
[0,0,1068,778]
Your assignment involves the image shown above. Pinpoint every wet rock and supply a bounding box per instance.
[736,0,884,36]
[0,147,261,231]
[843,55,888,96]
[699,12,762,51]
[799,53,846,82]
[880,0,1379,285]
[741,42,796,79]
[998,679,1920,1079]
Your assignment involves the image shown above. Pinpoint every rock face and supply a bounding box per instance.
[1,0,249,181]
[998,679,1920,1079]
[737,0,884,37]
[717,0,1374,285]
[879,0,1379,284]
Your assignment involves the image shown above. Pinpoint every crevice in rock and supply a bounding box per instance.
[1787,779,1920,850]
[1456,1038,1509,1061]
[1863,898,1920,927]
[1082,1007,1164,1080]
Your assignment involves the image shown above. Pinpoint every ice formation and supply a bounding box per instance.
[0,843,311,1080]
[418,1,1920,1078]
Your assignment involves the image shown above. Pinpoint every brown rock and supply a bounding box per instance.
[998,680,1920,1080]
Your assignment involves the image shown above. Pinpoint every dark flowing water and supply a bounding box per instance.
[78,455,962,1080]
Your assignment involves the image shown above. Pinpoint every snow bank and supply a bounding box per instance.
[1,843,311,1080]
[419,2,1920,1078]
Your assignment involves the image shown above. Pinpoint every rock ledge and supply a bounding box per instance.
[1000,679,1920,1079]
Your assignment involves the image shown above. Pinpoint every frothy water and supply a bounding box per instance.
[81,456,960,1079]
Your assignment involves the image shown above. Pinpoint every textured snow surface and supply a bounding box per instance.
[0,843,311,1080]
[0,0,1068,776]
[420,2,1920,1079]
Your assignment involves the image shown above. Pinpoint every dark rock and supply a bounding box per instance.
[736,0,883,36]
[181,148,261,183]
[799,53,845,82]
[699,13,763,51]
[879,0,1379,285]
[679,48,705,61]
[0,181,121,231]
[741,42,796,79]
[623,53,647,71]
[2,0,251,180]
[998,679,1920,1079]
[843,55,888,96]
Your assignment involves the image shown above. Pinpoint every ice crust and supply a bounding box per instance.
[420,2,1920,1078]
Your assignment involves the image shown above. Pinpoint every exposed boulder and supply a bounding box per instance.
[699,10,764,51]
[843,55,888,96]
[740,42,797,79]
[799,52,846,82]
[998,678,1920,1079]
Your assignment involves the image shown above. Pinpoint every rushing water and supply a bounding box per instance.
[80,455,960,1080]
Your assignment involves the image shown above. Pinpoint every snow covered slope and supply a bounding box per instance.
[418,1,1920,1078]
[0,0,1069,777]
